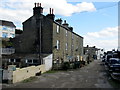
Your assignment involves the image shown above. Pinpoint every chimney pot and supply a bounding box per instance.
[87,45,89,47]
[52,8,54,14]
[35,3,36,7]
[50,8,51,14]
[40,3,41,7]
[64,20,66,23]
[55,18,62,24]
[62,20,69,28]
[37,3,39,7]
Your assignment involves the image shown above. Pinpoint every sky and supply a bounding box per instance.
[0,0,119,51]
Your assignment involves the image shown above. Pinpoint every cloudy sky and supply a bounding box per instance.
[0,0,119,51]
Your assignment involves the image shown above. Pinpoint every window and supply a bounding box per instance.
[26,60,28,63]
[16,59,20,62]
[66,30,67,36]
[57,25,59,33]
[10,59,14,62]
[9,27,14,32]
[28,59,32,63]
[76,46,78,51]
[66,43,68,50]
[33,59,38,63]
[56,40,60,50]
[2,32,8,38]
[10,33,15,38]
[2,26,7,31]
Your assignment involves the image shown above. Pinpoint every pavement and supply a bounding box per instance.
[2,60,113,88]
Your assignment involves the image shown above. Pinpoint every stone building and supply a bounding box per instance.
[0,20,16,69]
[0,20,16,38]
[0,20,16,58]
[15,29,23,37]
[84,45,98,62]
[12,3,83,68]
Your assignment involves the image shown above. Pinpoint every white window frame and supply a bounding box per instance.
[57,25,59,33]
[66,43,68,50]
[26,59,28,63]
[56,40,60,50]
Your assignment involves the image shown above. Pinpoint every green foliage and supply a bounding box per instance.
[2,40,13,47]
[62,62,70,70]
[73,61,80,69]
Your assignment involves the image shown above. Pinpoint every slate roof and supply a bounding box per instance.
[15,29,23,34]
[0,20,16,28]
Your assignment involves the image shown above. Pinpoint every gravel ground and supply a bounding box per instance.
[2,60,113,88]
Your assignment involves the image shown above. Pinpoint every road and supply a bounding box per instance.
[3,60,113,88]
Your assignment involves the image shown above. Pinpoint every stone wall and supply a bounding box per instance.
[9,65,45,83]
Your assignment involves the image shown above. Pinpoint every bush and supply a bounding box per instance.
[62,62,70,70]
[73,61,80,69]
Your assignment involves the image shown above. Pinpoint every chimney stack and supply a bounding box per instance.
[68,26,73,32]
[62,20,69,28]
[87,45,89,48]
[93,46,96,48]
[55,18,62,24]
[46,8,55,20]
[33,3,43,15]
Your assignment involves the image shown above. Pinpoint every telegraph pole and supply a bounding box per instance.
[39,17,42,65]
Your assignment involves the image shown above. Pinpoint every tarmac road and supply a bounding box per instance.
[3,60,113,88]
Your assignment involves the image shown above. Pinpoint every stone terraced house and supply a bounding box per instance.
[8,3,83,69]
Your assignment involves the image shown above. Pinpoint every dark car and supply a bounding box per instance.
[107,58,120,81]
[102,55,105,62]
[108,58,120,72]
[105,54,113,65]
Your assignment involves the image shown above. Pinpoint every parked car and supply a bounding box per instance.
[111,72,120,81]
[102,55,105,62]
[113,52,119,58]
[105,54,113,65]
[107,58,120,81]
[108,58,120,72]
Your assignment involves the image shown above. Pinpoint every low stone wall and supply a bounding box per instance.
[12,65,45,83]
